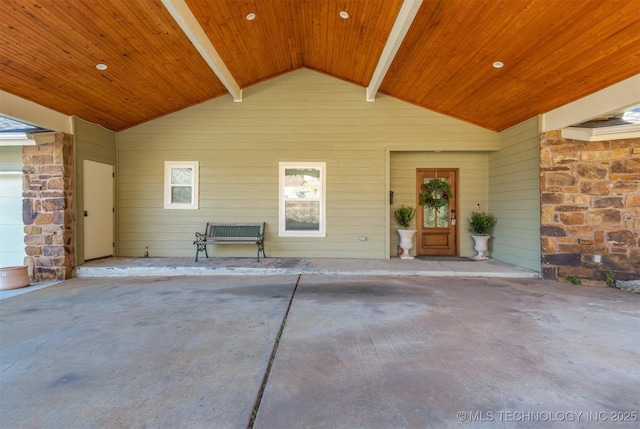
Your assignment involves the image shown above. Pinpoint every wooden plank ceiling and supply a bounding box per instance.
[1,0,639,132]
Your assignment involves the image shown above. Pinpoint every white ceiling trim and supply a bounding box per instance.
[366,0,423,102]
[540,74,640,132]
[0,90,73,134]
[561,124,640,142]
[161,0,243,102]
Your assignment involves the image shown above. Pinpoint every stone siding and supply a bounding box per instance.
[22,133,74,281]
[540,131,639,285]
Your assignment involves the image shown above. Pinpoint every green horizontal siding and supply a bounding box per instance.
[117,69,498,259]
[490,117,541,272]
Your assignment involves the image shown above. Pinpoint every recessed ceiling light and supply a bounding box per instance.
[492,61,504,69]
[96,63,108,71]
[246,12,256,21]
[339,11,349,19]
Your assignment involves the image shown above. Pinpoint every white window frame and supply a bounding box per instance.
[164,161,199,210]
[279,162,326,237]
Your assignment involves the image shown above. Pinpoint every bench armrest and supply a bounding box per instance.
[194,232,207,244]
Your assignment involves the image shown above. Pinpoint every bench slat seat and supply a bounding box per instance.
[194,222,265,262]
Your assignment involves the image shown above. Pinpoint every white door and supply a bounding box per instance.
[0,173,25,267]
[83,160,114,260]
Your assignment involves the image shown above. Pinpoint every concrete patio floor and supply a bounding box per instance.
[1,274,638,428]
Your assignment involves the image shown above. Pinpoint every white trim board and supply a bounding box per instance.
[540,74,640,132]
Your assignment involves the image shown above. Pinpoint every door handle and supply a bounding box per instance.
[84,211,88,217]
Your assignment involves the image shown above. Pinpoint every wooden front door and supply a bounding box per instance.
[416,168,458,256]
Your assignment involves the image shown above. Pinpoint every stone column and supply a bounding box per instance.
[540,131,640,284]
[22,133,74,281]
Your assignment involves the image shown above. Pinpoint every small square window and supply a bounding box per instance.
[164,161,199,209]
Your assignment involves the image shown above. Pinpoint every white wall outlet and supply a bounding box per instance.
[594,254,601,263]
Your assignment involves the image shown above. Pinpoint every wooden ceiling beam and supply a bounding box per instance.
[365,0,423,102]
[161,0,242,102]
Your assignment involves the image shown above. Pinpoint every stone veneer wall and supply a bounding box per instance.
[22,133,74,281]
[540,131,639,284]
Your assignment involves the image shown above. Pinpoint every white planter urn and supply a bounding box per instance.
[471,235,491,260]
[397,229,417,260]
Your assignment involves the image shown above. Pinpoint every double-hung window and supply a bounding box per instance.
[164,161,199,209]
[279,162,326,237]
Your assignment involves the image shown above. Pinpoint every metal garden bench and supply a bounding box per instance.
[194,222,266,262]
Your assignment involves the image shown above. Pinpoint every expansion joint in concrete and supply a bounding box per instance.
[247,274,301,428]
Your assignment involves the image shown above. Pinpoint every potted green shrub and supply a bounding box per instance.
[394,205,416,259]
[467,211,496,260]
